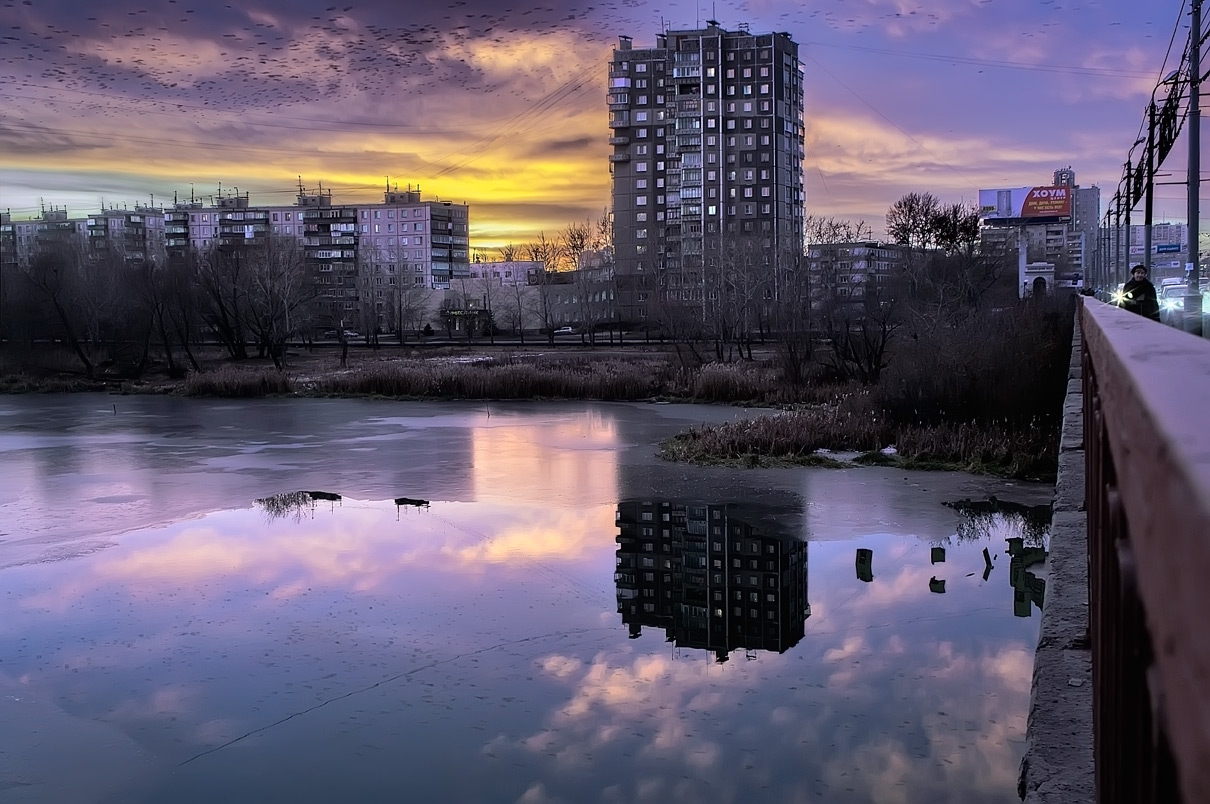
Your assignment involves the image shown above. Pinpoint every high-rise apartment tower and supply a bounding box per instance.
[609,22,805,324]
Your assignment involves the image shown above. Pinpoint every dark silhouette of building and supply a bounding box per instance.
[615,499,809,662]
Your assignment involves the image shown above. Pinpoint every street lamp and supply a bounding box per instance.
[1143,70,1182,268]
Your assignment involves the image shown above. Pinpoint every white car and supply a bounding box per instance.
[554,326,575,335]
[1160,285,1187,312]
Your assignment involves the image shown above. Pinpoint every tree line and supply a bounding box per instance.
[0,192,1026,387]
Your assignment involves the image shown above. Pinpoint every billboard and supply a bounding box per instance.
[978,186,1072,222]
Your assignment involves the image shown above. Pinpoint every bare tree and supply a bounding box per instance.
[196,243,252,360]
[885,194,1014,332]
[705,235,772,361]
[75,251,127,351]
[498,274,537,342]
[162,250,204,373]
[821,275,901,384]
[471,269,501,344]
[767,235,814,385]
[243,235,315,369]
[123,256,176,378]
[390,273,432,344]
[805,215,872,245]
[25,240,95,377]
[525,233,566,342]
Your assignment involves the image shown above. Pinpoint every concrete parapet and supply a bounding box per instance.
[1018,314,1094,803]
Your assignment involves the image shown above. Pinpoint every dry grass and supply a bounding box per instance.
[659,392,890,463]
[661,404,1058,480]
[316,358,664,400]
[184,365,295,397]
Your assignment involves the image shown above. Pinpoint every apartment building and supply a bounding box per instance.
[0,212,14,278]
[87,208,166,266]
[1055,167,1100,278]
[609,22,805,325]
[164,187,470,292]
[8,208,90,265]
[160,186,471,331]
[805,241,913,312]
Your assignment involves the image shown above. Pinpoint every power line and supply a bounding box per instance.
[0,80,522,132]
[804,40,1160,79]
[804,54,979,194]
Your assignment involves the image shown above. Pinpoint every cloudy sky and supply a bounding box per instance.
[0,0,1194,248]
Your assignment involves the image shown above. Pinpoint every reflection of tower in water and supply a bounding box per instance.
[1007,537,1047,617]
[615,500,809,663]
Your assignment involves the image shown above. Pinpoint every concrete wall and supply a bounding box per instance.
[1017,317,1094,803]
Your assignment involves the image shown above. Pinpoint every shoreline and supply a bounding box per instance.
[1,346,1061,482]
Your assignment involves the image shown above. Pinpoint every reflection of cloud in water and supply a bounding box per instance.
[472,413,618,505]
[60,501,617,597]
[506,631,1033,803]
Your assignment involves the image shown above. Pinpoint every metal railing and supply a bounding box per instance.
[1082,298,1210,803]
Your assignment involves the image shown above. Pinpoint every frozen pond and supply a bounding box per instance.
[0,395,1050,803]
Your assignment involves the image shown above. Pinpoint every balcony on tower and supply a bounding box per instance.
[608,110,631,129]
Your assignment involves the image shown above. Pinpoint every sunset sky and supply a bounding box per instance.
[0,0,1195,249]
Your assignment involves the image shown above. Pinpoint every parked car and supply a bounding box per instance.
[554,326,575,335]
[321,329,360,339]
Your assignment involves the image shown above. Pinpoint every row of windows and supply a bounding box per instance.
[614,48,777,74]
[182,207,443,226]
[365,223,427,233]
[362,209,427,220]
[632,188,778,211]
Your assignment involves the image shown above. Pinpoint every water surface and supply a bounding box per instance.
[0,396,1049,803]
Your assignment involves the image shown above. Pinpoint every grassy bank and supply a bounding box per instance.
[176,354,849,405]
[660,407,1058,481]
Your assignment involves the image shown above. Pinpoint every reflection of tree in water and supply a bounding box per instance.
[255,491,342,523]
[942,496,1051,546]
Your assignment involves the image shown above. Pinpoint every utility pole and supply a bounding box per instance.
[1187,0,1203,334]
[1124,160,1134,272]
[1114,192,1122,290]
[1145,99,1156,270]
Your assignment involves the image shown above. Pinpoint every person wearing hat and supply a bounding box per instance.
[1120,264,1161,321]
